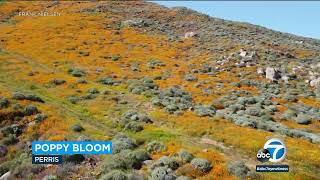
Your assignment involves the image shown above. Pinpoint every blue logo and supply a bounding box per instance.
[32,141,113,155]
[263,138,286,163]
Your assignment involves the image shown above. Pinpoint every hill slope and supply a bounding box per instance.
[0,1,319,179]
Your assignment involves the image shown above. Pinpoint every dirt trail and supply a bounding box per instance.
[200,137,258,169]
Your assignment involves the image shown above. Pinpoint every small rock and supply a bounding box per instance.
[310,77,320,87]
[265,67,281,81]
[257,68,265,75]
[184,31,198,38]
[0,171,11,180]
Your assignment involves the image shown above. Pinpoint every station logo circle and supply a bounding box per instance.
[263,138,286,163]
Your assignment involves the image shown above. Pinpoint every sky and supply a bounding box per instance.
[154,1,320,39]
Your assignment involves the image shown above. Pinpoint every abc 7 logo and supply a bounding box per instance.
[257,138,286,163]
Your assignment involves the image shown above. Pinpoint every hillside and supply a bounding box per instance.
[0,1,319,180]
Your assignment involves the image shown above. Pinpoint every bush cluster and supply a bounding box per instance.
[98,77,120,86]
[100,170,127,180]
[184,74,198,82]
[0,97,9,109]
[147,141,167,154]
[112,135,137,154]
[151,86,193,114]
[120,111,152,125]
[34,113,48,123]
[227,161,256,179]
[151,166,176,180]
[68,68,86,77]
[124,121,143,132]
[102,149,150,172]
[147,59,165,69]
[193,105,216,117]
[190,158,212,173]
[51,79,66,86]
[12,93,44,103]
[151,156,179,170]
[177,149,194,163]
[71,124,85,132]
[128,77,158,95]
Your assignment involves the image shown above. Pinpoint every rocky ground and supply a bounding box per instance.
[0,1,319,180]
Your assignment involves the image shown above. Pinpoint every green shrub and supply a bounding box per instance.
[176,176,192,180]
[42,175,58,180]
[228,104,245,114]
[12,163,44,178]
[151,156,179,170]
[34,113,48,123]
[265,105,278,113]
[76,79,88,84]
[238,97,257,105]
[102,153,128,171]
[24,105,39,116]
[79,51,89,56]
[12,93,26,100]
[261,114,274,122]
[13,103,24,111]
[281,109,297,120]
[12,93,44,103]
[184,74,198,82]
[88,88,100,94]
[177,150,194,163]
[152,86,193,114]
[151,166,176,180]
[190,158,212,173]
[67,96,81,104]
[147,141,167,153]
[112,136,137,154]
[231,82,241,87]
[77,135,91,142]
[71,124,85,132]
[98,77,119,85]
[128,77,158,95]
[124,122,143,132]
[130,63,140,72]
[68,68,86,77]
[1,124,22,137]
[245,106,263,116]
[194,105,216,117]
[51,79,66,85]
[25,95,44,103]
[227,161,256,179]
[120,111,152,124]
[147,59,165,69]
[0,98,9,109]
[284,94,297,102]
[55,162,78,179]
[81,94,97,100]
[100,170,127,180]
[110,55,120,61]
[296,114,312,125]
[127,149,150,169]
[102,149,149,171]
